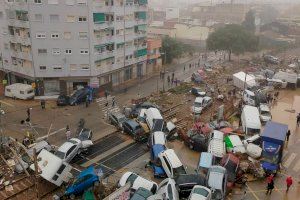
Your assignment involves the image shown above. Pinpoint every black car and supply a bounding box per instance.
[69,88,89,106]
[191,87,206,97]
[57,94,70,106]
[187,131,208,152]
[122,120,146,142]
[107,112,127,130]
[175,174,206,198]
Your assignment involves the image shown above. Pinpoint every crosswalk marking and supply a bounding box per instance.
[283,153,297,168]
[292,160,300,172]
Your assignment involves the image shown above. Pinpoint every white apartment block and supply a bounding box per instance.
[0,0,148,95]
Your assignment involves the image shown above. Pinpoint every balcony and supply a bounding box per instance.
[7,19,29,28]
[9,35,31,46]
[11,51,32,61]
[94,35,115,44]
[94,21,114,30]
[94,51,115,61]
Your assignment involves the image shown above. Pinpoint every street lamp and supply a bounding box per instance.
[160,52,167,92]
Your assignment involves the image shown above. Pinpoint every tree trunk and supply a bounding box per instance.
[228,50,232,61]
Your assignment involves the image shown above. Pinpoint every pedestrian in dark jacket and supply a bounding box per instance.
[85,95,89,108]
[41,99,46,109]
[266,180,274,195]
[286,130,291,141]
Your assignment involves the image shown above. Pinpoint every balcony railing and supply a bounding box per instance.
[9,35,31,45]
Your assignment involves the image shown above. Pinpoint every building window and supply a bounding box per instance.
[53,65,62,70]
[34,0,42,4]
[48,0,59,4]
[77,0,87,5]
[65,49,72,54]
[36,32,46,39]
[78,16,87,22]
[52,48,60,55]
[64,32,71,39]
[65,0,75,5]
[51,33,59,39]
[81,64,89,70]
[50,14,59,23]
[38,49,47,54]
[39,66,46,70]
[70,64,77,70]
[66,15,75,22]
[78,32,88,39]
[34,14,43,22]
[80,49,89,55]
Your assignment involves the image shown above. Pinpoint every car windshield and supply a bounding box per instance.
[194,102,202,107]
[261,111,270,116]
[68,139,78,144]
[173,166,186,177]
[194,188,209,197]
[55,151,65,159]
[127,173,138,184]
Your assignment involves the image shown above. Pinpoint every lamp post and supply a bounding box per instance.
[160,52,167,92]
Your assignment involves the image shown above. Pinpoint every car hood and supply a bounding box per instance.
[260,115,271,121]
[192,106,203,113]
[132,177,156,192]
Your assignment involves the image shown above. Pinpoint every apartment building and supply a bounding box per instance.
[0,0,148,95]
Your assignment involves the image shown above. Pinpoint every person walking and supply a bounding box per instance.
[41,99,46,109]
[286,130,291,141]
[266,179,274,195]
[286,176,293,192]
[175,78,178,86]
[105,90,108,99]
[183,65,186,72]
[167,75,170,86]
[112,97,115,107]
[85,95,89,108]
[66,125,71,140]
[297,113,300,127]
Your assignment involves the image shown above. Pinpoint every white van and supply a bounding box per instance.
[241,105,261,136]
[208,130,226,158]
[158,149,187,178]
[5,83,34,100]
[30,149,72,186]
[145,108,164,131]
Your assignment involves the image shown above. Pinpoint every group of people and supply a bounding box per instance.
[166,72,179,87]
[266,91,280,104]
[265,174,293,195]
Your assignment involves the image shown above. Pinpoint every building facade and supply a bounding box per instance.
[0,0,148,95]
[146,38,161,74]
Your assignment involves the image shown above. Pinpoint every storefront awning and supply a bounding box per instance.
[138,0,147,5]
[135,48,147,57]
[95,56,114,63]
[93,13,105,24]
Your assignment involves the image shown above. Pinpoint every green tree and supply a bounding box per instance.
[206,24,258,61]
[242,10,256,33]
[161,36,194,64]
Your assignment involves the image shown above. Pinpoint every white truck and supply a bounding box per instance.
[233,72,256,90]
[5,83,35,100]
[30,149,72,186]
[241,105,261,136]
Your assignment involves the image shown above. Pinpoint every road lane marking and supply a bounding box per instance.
[245,183,260,200]
[292,159,300,172]
[283,153,296,168]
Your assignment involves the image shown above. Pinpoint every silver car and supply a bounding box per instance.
[54,138,84,163]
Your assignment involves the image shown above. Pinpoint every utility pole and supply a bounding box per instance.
[33,148,40,200]
[161,52,167,92]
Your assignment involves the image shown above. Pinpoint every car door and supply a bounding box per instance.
[66,145,77,162]
[162,156,172,178]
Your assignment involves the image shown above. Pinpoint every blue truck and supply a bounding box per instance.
[260,121,288,175]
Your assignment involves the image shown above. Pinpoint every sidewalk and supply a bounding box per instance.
[113,54,204,107]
